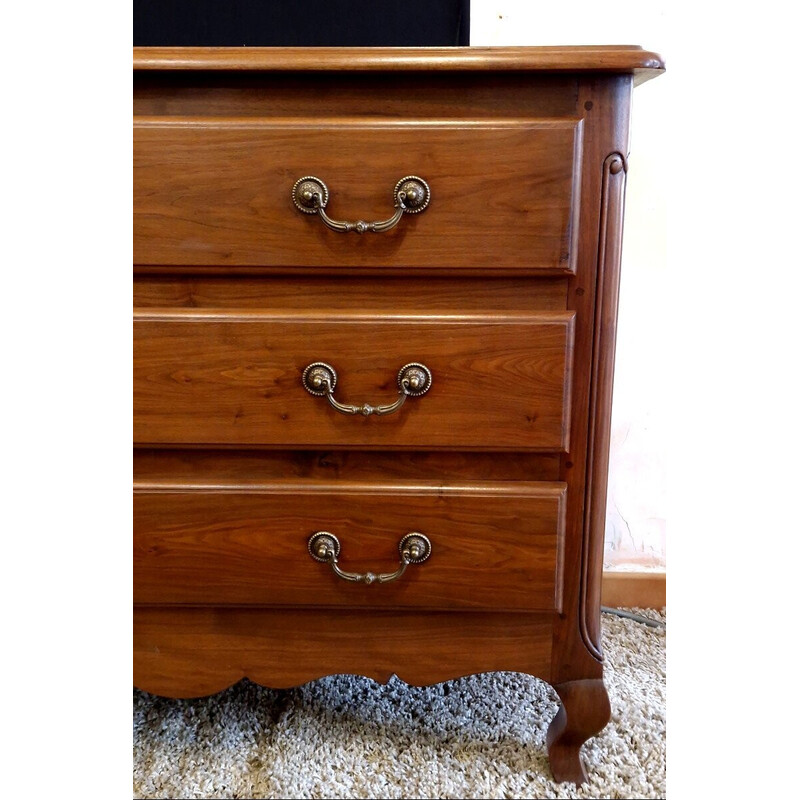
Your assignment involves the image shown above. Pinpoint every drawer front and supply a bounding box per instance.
[133,482,565,612]
[133,119,581,270]
[133,311,574,450]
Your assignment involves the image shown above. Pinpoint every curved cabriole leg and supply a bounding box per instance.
[546,679,611,785]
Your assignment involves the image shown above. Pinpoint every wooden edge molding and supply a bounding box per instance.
[132,46,665,83]
[602,571,666,609]
[579,151,628,662]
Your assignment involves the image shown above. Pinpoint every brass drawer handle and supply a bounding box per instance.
[308,531,432,585]
[302,361,432,417]
[292,175,430,233]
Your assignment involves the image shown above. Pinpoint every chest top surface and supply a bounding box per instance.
[133,45,665,84]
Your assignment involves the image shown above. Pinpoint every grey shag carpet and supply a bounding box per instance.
[133,609,665,799]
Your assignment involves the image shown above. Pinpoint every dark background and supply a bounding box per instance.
[134,1,470,46]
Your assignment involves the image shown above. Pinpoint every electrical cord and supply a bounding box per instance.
[601,606,666,629]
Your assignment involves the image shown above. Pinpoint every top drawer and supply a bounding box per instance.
[133,119,582,271]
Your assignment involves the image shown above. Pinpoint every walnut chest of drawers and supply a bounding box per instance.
[133,45,664,784]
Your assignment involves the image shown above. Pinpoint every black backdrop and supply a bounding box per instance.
[134,1,470,47]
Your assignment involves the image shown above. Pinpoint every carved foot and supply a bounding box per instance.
[546,679,611,785]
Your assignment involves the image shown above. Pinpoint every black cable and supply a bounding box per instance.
[601,606,666,629]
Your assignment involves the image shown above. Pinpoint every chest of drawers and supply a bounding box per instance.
[133,46,664,784]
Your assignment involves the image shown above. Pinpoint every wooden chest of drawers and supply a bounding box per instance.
[133,45,664,784]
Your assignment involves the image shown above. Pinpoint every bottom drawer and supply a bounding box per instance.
[134,480,566,612]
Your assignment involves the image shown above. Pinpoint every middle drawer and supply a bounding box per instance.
[134,310,575,450]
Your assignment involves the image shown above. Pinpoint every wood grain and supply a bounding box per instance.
[133,607,555,696]
[133,449,564,484]
[132,46,665,85]
[131,50,665,783]
[580,147,632,659]
[133,119,581,270]
[546,679,611,785]
[134,481,566,611]
[550,77,634,684]
[134,73,581,121]
[133,311,575,450]
[133,276,568,312]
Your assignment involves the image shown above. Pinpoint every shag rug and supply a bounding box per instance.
[133,609,665,799]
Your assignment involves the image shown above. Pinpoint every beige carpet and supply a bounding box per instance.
[133,609,665,799]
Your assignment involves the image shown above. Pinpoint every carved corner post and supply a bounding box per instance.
[547,75,633,784]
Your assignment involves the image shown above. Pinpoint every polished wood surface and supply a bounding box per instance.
[581,149,632,656]
[134,74,581,122]
[546,679,611,784]
[133,311,575,450]
[549,78,633,687]
[134,607,555,697]
[132,48,663,785]
[134,481,565,611]
[134,276,568,312]
[132,46,665,86]
[134,119,581,270]
[134,449,563,484]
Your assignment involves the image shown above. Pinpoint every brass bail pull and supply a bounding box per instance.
[292,175,430,233]
[301,362,432,417]
[308,532,432,585]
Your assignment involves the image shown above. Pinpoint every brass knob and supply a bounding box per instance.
[308,532,341,562]
[397,363,432,397]
[301,362,338,396]
[399,533,432,564]
[394,177,430,213]
[292,177,330,213]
